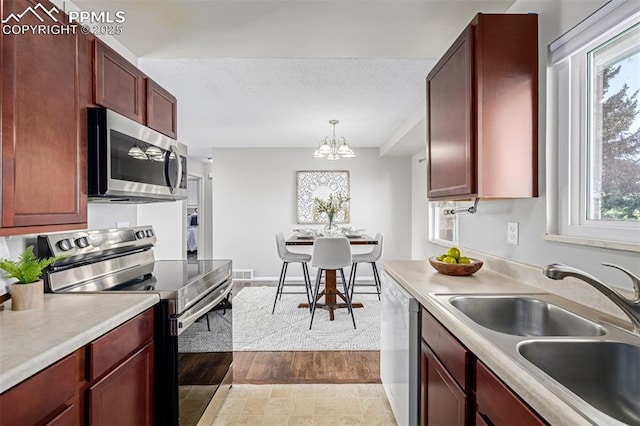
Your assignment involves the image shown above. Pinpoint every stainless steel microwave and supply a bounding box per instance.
[88,107,187,203]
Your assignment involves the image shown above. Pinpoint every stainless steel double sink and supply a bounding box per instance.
[433,294,640,425]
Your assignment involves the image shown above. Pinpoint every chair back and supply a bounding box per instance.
[275,232,289,261]
[312,237,352,269]
[370,233,384,261]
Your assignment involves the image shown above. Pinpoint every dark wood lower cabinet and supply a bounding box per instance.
[420,307,546,425]
[475,411,490,426]
[0,353,78,425]
[87,343,154,426]
[46,402,81,426]
[0,309,154,426]
[475,361,546,426]
[422,342,468,426]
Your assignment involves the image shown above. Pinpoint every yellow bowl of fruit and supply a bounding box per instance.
[429,247,483,276]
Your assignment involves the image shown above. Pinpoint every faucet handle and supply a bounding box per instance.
[602,262,640,302]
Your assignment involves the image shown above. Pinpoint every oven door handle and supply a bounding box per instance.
[177,281,231,335]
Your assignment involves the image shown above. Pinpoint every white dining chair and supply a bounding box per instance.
[309,237,356,329]
[349,233,384,300]
[272,232,312,314]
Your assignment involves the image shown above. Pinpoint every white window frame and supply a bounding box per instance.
[546,0,640,252]
[429,201,458,245]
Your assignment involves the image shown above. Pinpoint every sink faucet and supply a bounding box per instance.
[543,262,640,333]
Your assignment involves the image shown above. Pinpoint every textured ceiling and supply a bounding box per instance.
[73,0,517,157]
[139,57,435,153]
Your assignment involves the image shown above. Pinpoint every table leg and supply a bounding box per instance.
[298,269,364,319]
[325,270,337,320]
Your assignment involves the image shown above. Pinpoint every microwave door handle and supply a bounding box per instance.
[166,145,183,194]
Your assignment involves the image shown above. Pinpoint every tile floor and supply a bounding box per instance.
[206,383,397,425]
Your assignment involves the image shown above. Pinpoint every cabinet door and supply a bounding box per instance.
[93,40,146,123]
[426,25,475,200]
[45,402,80,426]
[476,361,545,426]
[88,343,154,426]
[0,353,77,425]
[1,0,88,234]
[89,308,154,381]
[421,308,471,392]
[422,342,467,426]
[146,78,177,138]
[474,14,538,198]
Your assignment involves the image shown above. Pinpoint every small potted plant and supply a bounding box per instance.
[0,246,64,311]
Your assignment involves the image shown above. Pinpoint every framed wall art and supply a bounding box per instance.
[296,170,350,224]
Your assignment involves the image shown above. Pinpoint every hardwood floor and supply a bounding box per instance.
[233,351,380,384]
[179,352,233,385]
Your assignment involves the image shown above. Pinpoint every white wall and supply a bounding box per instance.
[88,204,138,229]
[413,0,639,291]
[138,201,185,260]
[211,148,411,278]
[411,149,431,260]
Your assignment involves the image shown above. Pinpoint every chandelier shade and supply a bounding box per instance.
[313,120,355,160]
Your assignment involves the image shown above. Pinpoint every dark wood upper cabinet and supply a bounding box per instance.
[426,26,475,200]
[93,40,146,123]
[426,13,538,201]
[147,78,178,138]
[93,41,178,139]
[1,0,88,235]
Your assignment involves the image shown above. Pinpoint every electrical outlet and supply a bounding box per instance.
[507,222,519,245]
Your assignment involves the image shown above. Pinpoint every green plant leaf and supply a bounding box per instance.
[0,246,65,284]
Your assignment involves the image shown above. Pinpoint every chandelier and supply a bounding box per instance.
[313,120,355,160]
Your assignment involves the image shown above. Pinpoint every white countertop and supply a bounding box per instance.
[381,259,616,426]
[0,293,159,393]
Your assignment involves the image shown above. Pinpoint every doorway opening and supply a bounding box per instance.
[187,176,202,261]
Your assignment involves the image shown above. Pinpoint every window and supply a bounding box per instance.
[429,201,458,244]
[547,2,640,251]
[587,24,640,222]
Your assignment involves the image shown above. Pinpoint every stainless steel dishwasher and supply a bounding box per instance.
[380,270,420,426]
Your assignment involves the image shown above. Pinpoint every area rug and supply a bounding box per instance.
[233,286,381,351]
[178,286,381,352]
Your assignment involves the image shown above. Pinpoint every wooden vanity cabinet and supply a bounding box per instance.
[1,0,88,235]
[426,13,538,201]
[421,308,474,425]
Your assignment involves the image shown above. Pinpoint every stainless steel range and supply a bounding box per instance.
[37,226,233,426]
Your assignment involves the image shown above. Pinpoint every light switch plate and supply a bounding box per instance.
[507,222,519,245]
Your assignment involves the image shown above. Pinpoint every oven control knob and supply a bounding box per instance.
[75,237,89,248]
[145,229,154,237]
[57,239,74,251]
[136,230,146,239]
